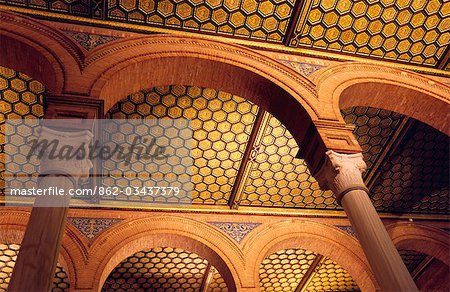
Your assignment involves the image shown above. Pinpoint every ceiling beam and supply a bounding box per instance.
[411,255,434,280]
[366,117,413,189]
[199,263,213,292]
[227,109,267,209]
[294,254,324,292]
[283,0,312,46]
[437,46,450,70]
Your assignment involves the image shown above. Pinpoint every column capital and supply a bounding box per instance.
[37,126,93,184]
[315,150,368,204]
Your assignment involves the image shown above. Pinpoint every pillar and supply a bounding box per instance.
[9,126,92,292]
[316,150,418,291]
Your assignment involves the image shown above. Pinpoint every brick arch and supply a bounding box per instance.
[243,220,378,291]
[0,10,83,94]
[313,63,450,135]
[0,209,87,289]
[387,222,449,266]
[82,35,325,148]
[85,216,244,291]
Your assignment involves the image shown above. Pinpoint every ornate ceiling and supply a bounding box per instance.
[107,84,449,215]
[0,0,448,71]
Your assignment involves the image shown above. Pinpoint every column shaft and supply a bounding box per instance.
[9,176,73,292]
[341,190,417,291]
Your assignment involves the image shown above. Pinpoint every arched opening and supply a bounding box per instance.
[102,246,229,291]
[314,63,450,136]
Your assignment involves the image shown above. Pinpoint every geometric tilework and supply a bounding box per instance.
[63,31,119,50]
[370,120,449,214]
[305,257,360,291]
[0,243,70,291]
[290,0,450,67]
[398,249,427,274]
[209,222,261,243]
[259,248,317,291]
[107,0,298,42]
[277,60,325,77]
[108,85,259,206]
[102,247,227,291]
[0,66,44,193]
[335,225,357,238]
[67,217,122,240]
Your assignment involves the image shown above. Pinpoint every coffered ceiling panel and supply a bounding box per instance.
[0,243,69,291]
[108,85,258,205]
[238,112,337,209]
[305,258,359,291]
[260,249,359,292]
[102,247,227,291]
[289,0,450,66]
[107,0,297,41]
[0,66,44,193]
[370,120,449,214]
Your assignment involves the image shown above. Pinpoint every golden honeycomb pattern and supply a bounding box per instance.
[371,120,449,214]
[0,66,45,193]
[259,248,317,291]
[398,249,427,273]
[0,243,69,291]
[342,106,405,173]
[107,85,258,205]
[304,258,359,291]
[102,247,227,291]
[290,0,450,66]
[239,113,337,209]
[107,0,297,41]
[207,267,229,292]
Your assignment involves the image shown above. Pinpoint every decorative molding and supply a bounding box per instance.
[335,225,357,238]
[63,31,120,50]
[208,222,261,243]
[277,60,324,77]
[67,217,122,240]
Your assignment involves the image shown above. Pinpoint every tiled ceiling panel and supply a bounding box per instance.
[0,243,69,291]
[398,249,427,273]
[238,112,337,209]
[102,247,227,291]
[305,258,359,291]
[260,249,359,292]
[0,66,44,193]
[108,85,258,205]
[342,106,405,175]
[107,0,298,41]
[289,0,450,66]
[370,120,449,214]
[259,248,317,291]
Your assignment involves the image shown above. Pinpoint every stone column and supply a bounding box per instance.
[316,150,418,292]
[9,126,92,292]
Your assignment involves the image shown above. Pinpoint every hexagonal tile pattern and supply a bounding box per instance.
[107,85,258,205]
[0,66,44,192]
[305,258,359,291]
[398,249,427,274]
[342,106,405,174]
[102,247,228,291]
[0,243,69,291]
[239,113,337,209]
[259,249,317,291]
[289,0,450,66]
[370,120,449,214]
[107,0,298,41]
[207,267,229,292]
